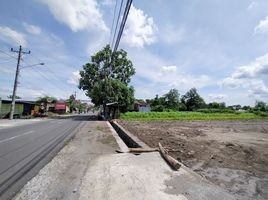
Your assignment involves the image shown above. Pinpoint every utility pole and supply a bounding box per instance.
[74,91,77,99]
[9,45,30,120]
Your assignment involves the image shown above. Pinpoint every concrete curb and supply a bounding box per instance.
[110,120,150,149]
[106,121,129,153]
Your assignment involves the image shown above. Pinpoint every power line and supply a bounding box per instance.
[19,58,69,93]
[0,58,16,64]
[113,0,133,53]
[109,0,119,47]
[26,53,76,91]
[111,0,124,50]
[32,67,69,92]
[0,49,18,60]
[103,0,133,119]
[18,68,64,95]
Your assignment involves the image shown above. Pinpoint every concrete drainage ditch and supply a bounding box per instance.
[108,120,182,170]
[110,120,149,149]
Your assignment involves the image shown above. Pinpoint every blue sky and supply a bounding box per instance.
[0,0,268,106]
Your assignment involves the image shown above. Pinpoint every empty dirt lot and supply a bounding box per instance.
[119,120,268,200]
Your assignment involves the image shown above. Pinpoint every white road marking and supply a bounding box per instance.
[0,131,35,144]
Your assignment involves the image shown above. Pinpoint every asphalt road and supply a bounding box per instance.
[0,115,88,200]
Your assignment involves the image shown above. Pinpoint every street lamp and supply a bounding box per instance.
[20,63,45,69]
[9,62,45,120]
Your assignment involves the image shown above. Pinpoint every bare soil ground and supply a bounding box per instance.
[119,120,268,200]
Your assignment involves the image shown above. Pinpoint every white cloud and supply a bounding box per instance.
[221,53,268,101]
[17,88,47,99]
[221,77,243,88]
[247,2,257,10]
[23,23,41,35]
[254,16,268,34]
[46,33,64,46]
[87,32,109,56]
[248,80,268,97]
[208,94,226,101]
[0,26,27,46]
[122,5,157,47]
[222,78,268,98]
[127,47,212,98]
[38,0,108,32]
[167,75,211,90]
[161,65,177,73]
[232,53,268,78]
[68,71,81,86]
[101,0,114,6]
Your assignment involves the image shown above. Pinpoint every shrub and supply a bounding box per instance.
[197,108,235,113]
[151,105,165,112]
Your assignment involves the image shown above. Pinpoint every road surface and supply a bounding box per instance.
[0,115,87,200]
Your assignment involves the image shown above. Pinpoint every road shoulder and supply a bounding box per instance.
[13,120,118,200]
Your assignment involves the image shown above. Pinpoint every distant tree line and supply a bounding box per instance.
[136,88,268,115]
[37,95,88,113]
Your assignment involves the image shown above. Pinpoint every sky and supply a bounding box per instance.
[0,0,268,106]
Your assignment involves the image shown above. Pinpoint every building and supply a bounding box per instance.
[54,102,70,114]
[0,99,39,118]
[134,102,151,112]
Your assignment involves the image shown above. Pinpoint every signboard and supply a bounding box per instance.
[55,103,66,110]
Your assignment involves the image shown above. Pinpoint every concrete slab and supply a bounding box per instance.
[79,152,235,200]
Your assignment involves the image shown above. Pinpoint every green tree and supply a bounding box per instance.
[7,95,21,99]
[207,102,220,109]
[255,101,267,112]
[79,45,135,115]
[66,94,76,113]
[37,96,57,104]
[76,101,87,113]
[37,96,57,113]
[181,88,206,111]
[163,89,180,110]
[219,102,226,109]
[151,94,165,111]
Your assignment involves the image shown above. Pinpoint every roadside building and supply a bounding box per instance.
[54,102,69,114]
[0,99,39,118]
[134,102,151,112]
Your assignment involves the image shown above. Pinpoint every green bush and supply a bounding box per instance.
[163,108,176,112]
[197,108,235,113]
[151,105,164,112]
[259,112,268,117]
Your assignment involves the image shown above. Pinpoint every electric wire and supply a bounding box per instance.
[109,0,119,47]
[113,0,133,53]
[111,0,124,50]
[0,49,18,60]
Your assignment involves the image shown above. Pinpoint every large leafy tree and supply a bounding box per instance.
[79,45,135,114]
[181,88,206,111]
[164,89,180,110]
[254,101,267,112]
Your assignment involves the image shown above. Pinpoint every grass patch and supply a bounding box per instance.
[99,135,115,145]
[96,125,104,131]
[121,111,268,121]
